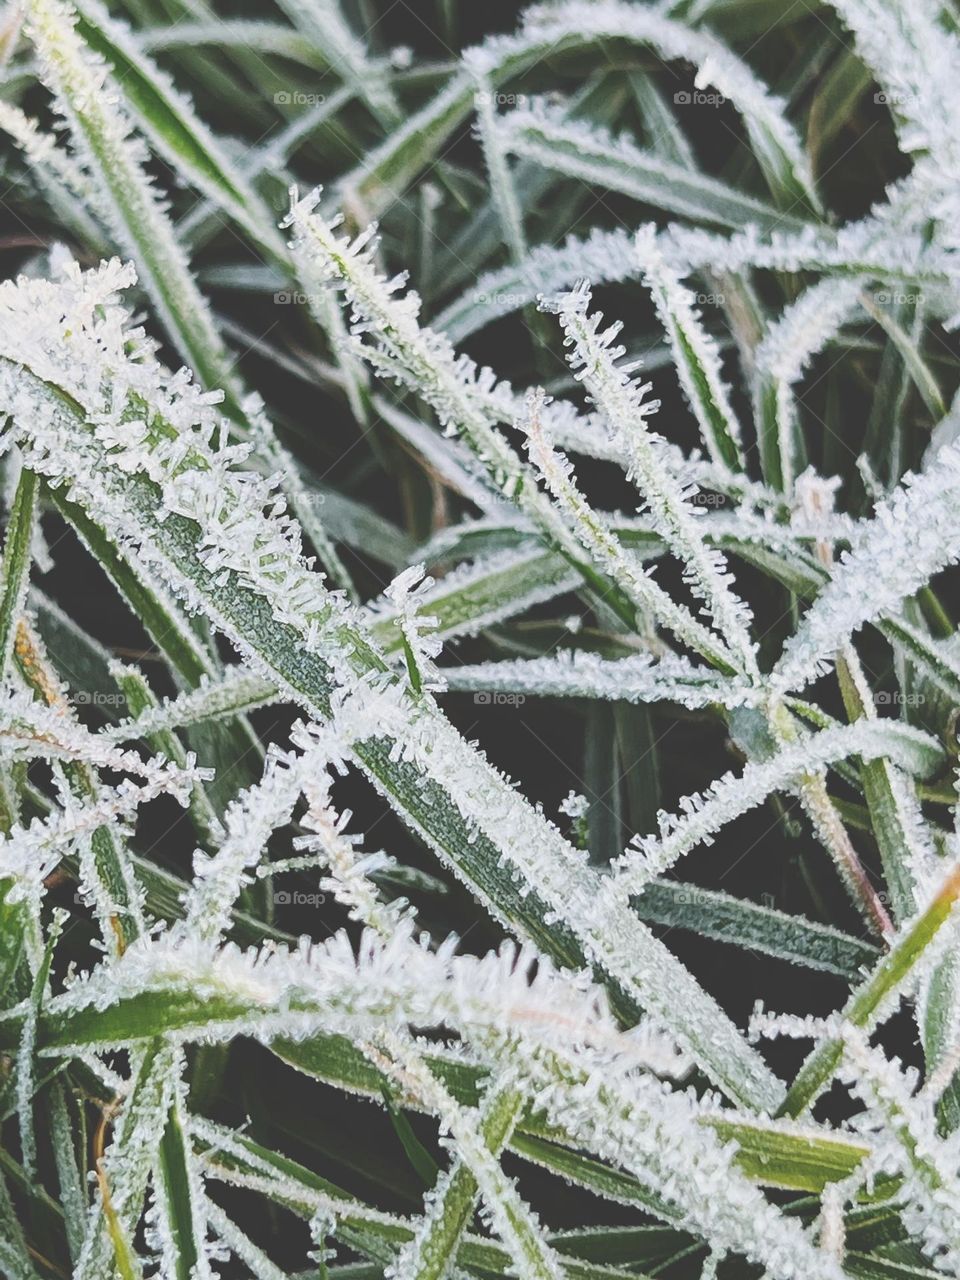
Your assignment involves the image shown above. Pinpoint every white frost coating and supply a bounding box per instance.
[371,545,580,643]
[375,1039,563,1280]
[207,1201,290,1280]
[756,279,866,390]
[379,563,445,693]
[283,188,600,574]
[150,1067,217,1280]
[25,0,342,606]
[5,2,960,1251]
[519,1040,847,1280]
[839,1028,960,1272]
[550,280,757,673]
[71,0,282,256]
[774,444,960,692]
[437,207,949,341]
[372,395,506,512]
[520,0,818,209]
[0,259,778,1111]
[829,0,960,323]
[38,925,838,1279]
[0,260,361,674]
[437,226,637,340]
[292,741,418,938]
[326,681,785,1111]
[754,279,866,493]
[0,685,204,784]
[23,0,234,385]
[273,0,399,126]
[105,667,278,741]
[613,720,940,892]
[658,181,948,282]
[180,730,327,944]
[0,98,102,212]
[493,99,792,230]
[73,1043,180,1280]
[383,1072,521,1280]
[470,63,528,265]
[0,758,204,899]
[44,928,628,1064]
[444,650,754,709]
[520,388,740,672]
[633,226,746,473]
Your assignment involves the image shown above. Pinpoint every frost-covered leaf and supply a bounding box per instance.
[2,2,960,1272]
[70,0,284,260]
[445,651,748,709]
[775,449,960,693]
[24,0,233,395]
[614,719,941,892]
[0,467,37,684]
[495,101,807,234]
[780,862,960,1116]
[632,881,881,979]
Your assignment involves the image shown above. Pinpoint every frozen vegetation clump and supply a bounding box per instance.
[2,0,960,1276]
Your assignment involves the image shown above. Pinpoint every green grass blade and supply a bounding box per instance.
[155,1094,202,1280]
[632,881,881,979]
[0,468,38,683]
[25,0,233,395]
[497,107,810,234]
[779,863,960,1117]
[72,0,284,260]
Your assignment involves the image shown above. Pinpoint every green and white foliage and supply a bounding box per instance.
[1,0,960,1277]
